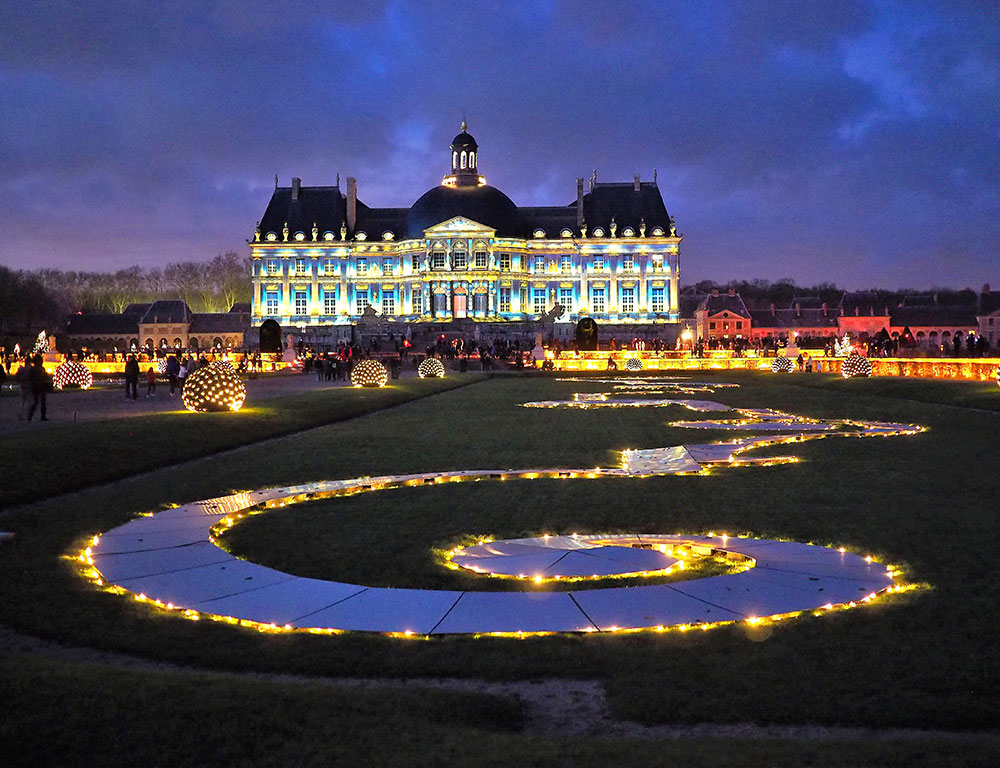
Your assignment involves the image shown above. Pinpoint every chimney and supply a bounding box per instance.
[728,286,735,297]
[633,175,641,192]
[346,177,357,233]
[822,302,828,316]
[712,288,719,297]
[795,302,801,317]
[291,177,301,201]
[770,302,776,316]
[576,178,584,227]
[984,283,991,294]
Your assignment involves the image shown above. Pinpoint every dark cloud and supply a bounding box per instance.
[0,0,997,288]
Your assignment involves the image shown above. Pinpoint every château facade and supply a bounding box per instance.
[249,124,681,328]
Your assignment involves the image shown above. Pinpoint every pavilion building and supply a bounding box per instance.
[249,123,681,337]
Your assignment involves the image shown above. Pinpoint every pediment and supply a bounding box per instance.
[423,217,496,236]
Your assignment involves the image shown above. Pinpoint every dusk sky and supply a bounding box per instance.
[2,0,998,289]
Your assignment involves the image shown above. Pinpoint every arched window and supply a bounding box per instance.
[159,338,168,348]
[189,337,200,350]
[452,151,457,170]
[213,337,223,348]
[469,151,475,168]
[461,151,467,169]
[173,338,182,348]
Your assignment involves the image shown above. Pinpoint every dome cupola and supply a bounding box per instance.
[446,121,484,187]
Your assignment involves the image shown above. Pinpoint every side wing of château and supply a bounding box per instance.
[249,124,681,328]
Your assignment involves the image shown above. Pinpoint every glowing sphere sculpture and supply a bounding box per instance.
[181,363,246,412]
[351,359,388,388]
[625,358,643,371]
[842,352,873,379]
[417,357,445,379]
[53,361,93,390]
[771,356,794,373]
[212,359,236,376]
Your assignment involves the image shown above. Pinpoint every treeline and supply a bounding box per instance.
[1,252,250,335]
[684,278,984,310]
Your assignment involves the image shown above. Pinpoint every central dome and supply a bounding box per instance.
[406,183,519,239]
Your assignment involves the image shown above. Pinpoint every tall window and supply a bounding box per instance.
[296,259,307,275]
[592,256,604,271]
[622,256,634,272]
[355,290,369,315]
[499,253,511,271]
[558,288,573,312]
[591,287,605,314]
[324,291,337,315]
[651,256,663,272]
[499,287,511,312]
[431,251,445,270]
[651,287,664,313]
[560,256,572,273]
[412,289,423,315]
[323,258,335,274]
[474,250,488,268]
[534,256,545,273]
[294,291,308,315]
[532,288,547,314]
[621,286,635,313]
[382,291,395,316]
[267,259,279,275]
[356,258,367,275]
[411,254,422,272]
[452,250,467,269]
[265,292,278,315]
[382,258,394,275]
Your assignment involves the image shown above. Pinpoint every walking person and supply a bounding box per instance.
[145,366,157,397]
[166,354,180,395]
[27,354,50,421]
[124,354,140,401]
[15,358,32,420]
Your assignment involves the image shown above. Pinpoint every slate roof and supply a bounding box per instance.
[140,301,191,325]
[702,293,751,318]
[750,309,839,330]
[890,306,978,328]
[258,185,346,240]
[229,302,252,314]
[122,302,152,317]
[188,313,250,334]
[65,314,139,336]
[257,179,674,242]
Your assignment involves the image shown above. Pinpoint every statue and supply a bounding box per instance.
[639,217,646,238]
[282,222,289,242]
[254,222,261,242]
[340,223,347,241]
[669,216,677,237]
[575,317,599,351]
[312,222,318,241]
[610,217,617,238]
[580,221,587,238]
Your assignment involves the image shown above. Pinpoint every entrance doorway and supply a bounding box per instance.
[453,292,467,319]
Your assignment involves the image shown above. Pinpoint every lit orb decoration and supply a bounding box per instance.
[418,357,446,379]
[625,358,643,372]
[181,363,246,412]
[842,352,873,379]
[53,361,93,390]
[771,357,794,373]
[212,359,236,376]
[351,359,388,388]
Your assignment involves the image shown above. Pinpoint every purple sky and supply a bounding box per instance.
[2,1,998,289]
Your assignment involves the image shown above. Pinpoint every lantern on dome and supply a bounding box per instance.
[351,359,388,388]
[841,352,873,379]
[771,357,794,373]
[53,361,93,390]
[182,362,246,412]
[417,357,446,379]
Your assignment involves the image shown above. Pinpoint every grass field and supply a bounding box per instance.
[2,370,999,765]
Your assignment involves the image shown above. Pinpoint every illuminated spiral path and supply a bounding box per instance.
[82,389,922,636]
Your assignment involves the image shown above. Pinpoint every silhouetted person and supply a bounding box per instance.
[27,354,49,421]
[124,354,140,401]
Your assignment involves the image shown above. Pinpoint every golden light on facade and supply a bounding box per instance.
[181,362,246,412]
[351,359,389,388]
[417,357,446,379]
[52,360,94,390]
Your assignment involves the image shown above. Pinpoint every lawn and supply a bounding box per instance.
[2,371,999,763]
